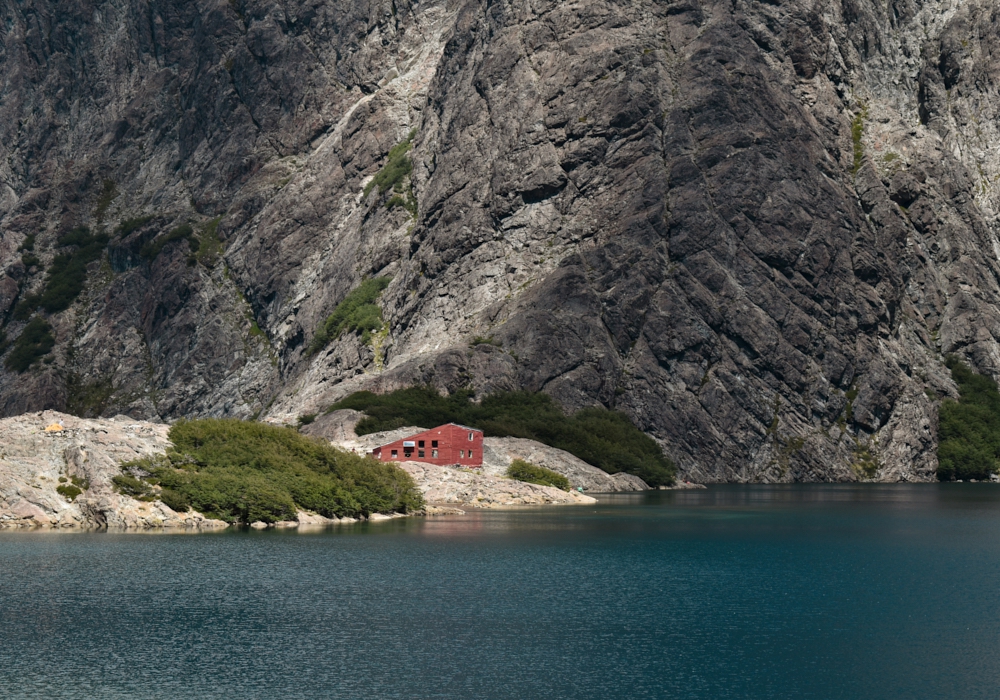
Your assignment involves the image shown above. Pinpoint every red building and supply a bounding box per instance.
[371,424,484,467]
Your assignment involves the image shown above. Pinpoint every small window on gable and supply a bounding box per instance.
[418,440,425,448]
[469,432,474,441]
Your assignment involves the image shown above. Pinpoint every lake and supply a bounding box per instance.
[1,485,999,699]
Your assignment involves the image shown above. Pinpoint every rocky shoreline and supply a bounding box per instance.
[0,411,658,529]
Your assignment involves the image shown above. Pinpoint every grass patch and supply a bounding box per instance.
[328,387,676,487]
[506,459,570,490]
[851,105,869,175]
[937,357,1000,481]
[4,316,55,372]
[94,179,117,224]
[307,276,391,355]
[118,419,423,523]
[195,217,224,267]
[364,129,416,199]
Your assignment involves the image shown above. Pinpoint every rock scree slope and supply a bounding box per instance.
[2,0,1000,482]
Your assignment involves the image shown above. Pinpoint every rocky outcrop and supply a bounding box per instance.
[396,460,597,508]
[331,422,646,491]
[0,410,227,528]
[481,437,648,492]
[2,0,1000,483]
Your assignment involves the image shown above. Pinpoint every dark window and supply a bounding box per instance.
[418,450,425,458]
[404,450,412,458]
[391,450,398,458]
[432,440,438,448]
[418,440,425,448]
[468,450,474,460]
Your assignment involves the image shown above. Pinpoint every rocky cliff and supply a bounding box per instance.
[2,0,1000,482]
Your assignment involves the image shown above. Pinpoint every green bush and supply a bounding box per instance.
[115,215,154,238]
[56,483,82,501]
[937,357,1000,481]
[17,234,35,252]
[141,224,196,261]
[4,316,55,372]
[159,489,191,513]
[34,227,110,313]
[118,419,423,523]
[328,387,675,487]
[363,129,416,199]
[307,276,391,355]
[506,459,570,490]
[112,474,155,500]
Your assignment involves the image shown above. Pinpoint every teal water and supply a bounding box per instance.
[1,485,999,699]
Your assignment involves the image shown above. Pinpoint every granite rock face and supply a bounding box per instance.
[481,437,648,492]
[0,411,228,528]
[396,460,597,508]
[2,0,1000,482]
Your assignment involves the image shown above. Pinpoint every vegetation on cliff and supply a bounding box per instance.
[307,276,391,355]
[327,387,676,487]
[506,459,570,490]
[4,316,55,372]
[13,227,110,320]
[937,357,1000,481]
[118,419,423,523]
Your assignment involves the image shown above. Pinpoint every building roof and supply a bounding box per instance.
[374,423,482,450]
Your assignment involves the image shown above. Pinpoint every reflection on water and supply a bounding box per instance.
[2,484,1000,700]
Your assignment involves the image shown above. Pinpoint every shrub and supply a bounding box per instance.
[115,215,154,238]
[117,419,423,523]
[141,224,196,261]
[56,483,82,501]
[328,387,676,486]
[4,316,55,372]
[17,234,35,252]
[36,227,110,313]
[112,474,154,500]
[307,276,391,355]
[937,357,1000,481]
[364,129,416,199]
[159,489,191,513]
[507,459,570,490]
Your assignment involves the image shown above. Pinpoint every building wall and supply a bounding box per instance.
[372,424,484,466]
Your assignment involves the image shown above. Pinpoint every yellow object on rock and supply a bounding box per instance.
[44,423,64,432]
